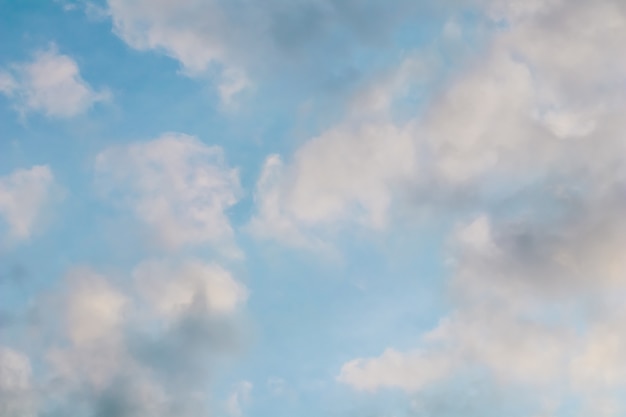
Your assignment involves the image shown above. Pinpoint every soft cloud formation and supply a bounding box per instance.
[95,133,242,254]
[134,258,248,318]
[64,267,128,346]
[40,261,249,417]
[250,0,626,248]
[0,347,35,417]
[4,1,626,416]
[249,121,416,247]
[338,348,456,393]
[226,380,253,417]
[106,0,424,104]
[0,46,109,118]
[47,268,129,391]
[338,0,626,414]
[0,165,57,242]
[338,203,626,410]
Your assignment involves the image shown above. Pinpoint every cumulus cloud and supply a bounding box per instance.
[337,0,626,414]
[35,261,249,417]
[105,0,424,105]
[64,268,128,346]
[338,202,626,411]
[251,0,626,249]
[0,165,57,242]
[133,258,248,319]
[95,133,242,254]
[0,46,109,118]
[248,121,417,248]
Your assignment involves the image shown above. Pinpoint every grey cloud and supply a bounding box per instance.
[10,263,248,417]
[106,0,439,104]
[338,0,626,414]
[128,303,245,387]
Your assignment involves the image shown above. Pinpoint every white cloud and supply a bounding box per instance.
[105,0,421,106]
[95,133,241,253]
[339,203,626,408]
[226,380,253,417]
[0,165,57,241]
[0,46,109,118]
[0,347,31,392]
[108,0,227,76]
[0,347,36,417]
[248,121,416,247]
[338,0,626,413]
[337,348,456,392]
[63,267,128,346]
[107,0,250,106]
[44,261,249,416]
[134,258,248,318]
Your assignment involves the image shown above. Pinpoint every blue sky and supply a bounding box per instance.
[2,1,626,416]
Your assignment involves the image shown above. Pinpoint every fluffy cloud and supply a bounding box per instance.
[133,258,248,318]
[106,0,423,104]
[250,0,626,249]
[249,120,417,247]
[0,347,35,417]
[0,165,57,242]
[40,261,248,416]
[338,0,626,414]
[0,46,109,118]
[95,133,241,254]
[47,268,129,390]
[338,347,456,393]
[63,268,128,346]
[338,204,626,407]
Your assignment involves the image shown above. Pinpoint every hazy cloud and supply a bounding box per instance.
[0,165,57,242]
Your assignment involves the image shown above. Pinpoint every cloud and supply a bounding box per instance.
[248,121,417,248]
[133,258,248,319]
[0,46,109,118]
[0,71,17,95]
[0,165,57,242]
[226,380,253,417]
[0,347,36,417]
[106,0,414,70]
[218,67,251,109]
[95,133,242,254]
[339,191,626,412]
[254,0,626,248]
[337,0,626,414]
[64,268,128,346]
[337,348,456,393]
[251,0,626,247]
[105,0,424,105]
[40,261,249,417]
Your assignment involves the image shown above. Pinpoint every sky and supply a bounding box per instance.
[0,0,626,416]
